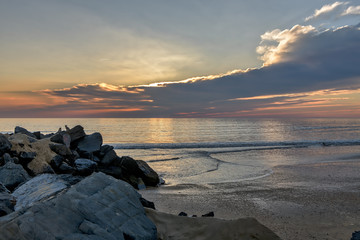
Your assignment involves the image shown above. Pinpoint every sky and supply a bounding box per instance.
[1,0,360,117]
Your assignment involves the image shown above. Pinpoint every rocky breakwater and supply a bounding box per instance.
[0,125,159,240]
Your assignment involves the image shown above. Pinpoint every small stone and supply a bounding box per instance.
[140,197,155,210]
[202,211,215,217]
[178,212,188,217]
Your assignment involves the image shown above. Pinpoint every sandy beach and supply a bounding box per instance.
[141,159,360,240]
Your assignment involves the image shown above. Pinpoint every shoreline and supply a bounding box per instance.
[141,159,360,240]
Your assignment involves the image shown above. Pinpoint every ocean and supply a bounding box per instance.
[1,118,360,185]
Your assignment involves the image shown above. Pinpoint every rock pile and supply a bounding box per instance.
[0,125,160,190]
[0,125,160,239]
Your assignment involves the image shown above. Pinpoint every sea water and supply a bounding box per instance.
[1,118,360,185]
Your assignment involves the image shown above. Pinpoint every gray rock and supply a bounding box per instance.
[2,153,14,164]
[0,162,30,191]
[115,156,143,176]
[0,182,15,216]
[18,151,37,164]
[66,125,86,144]
[58,162,75,174]
[57,174,84,186]
[49,143,72,156]
[75,158,97,176]
[0,133,12,155]
[14,126,37,139]
[32,131,43,140]
[98,165,123,179]
[12,174,68,211]
[50,155,64,169]
[99,144,114,157]
[0,173,157,240]
[101,149,118,166]
[77,132,103,157]
[136,160,160,187]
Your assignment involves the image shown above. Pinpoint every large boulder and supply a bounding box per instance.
[49,143,72,157]
[50,132,71,147]
[74,158,97,176]
[0,173,157,240]
[14,126,36,139]
[12,174,68,211]
[0,134,12,155]
[136,160,160,187]
[66,125,86,144]
[0,161,30,191]
[9,134,55,175]
[113,157,159,187]
[77,132,103,157]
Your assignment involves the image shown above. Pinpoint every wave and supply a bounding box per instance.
[111,139,360,150]
[293,125,360,131]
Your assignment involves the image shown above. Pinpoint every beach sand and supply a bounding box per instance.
[141,160,360,240]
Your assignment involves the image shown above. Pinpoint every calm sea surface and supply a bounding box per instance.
[1,118,360,185]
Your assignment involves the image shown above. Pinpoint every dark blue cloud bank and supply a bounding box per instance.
[35,20,360,117]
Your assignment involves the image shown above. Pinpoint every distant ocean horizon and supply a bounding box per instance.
[1,118,360,185]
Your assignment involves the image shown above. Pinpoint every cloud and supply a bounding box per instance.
[3,3,360,118]
[342,5,360,15]
[256,25,316,66]
[305,2,348,21]
[28,23,360,118]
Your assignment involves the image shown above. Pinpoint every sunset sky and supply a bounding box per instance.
[1,0,360,117]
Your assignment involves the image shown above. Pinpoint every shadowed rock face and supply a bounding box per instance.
[0,162,30,191]
[0,173,157,240]
[0,134,12,155]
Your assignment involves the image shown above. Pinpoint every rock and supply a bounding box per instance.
[0,133,12,155]
[100,149,118,166]
[0,173,157,240]
[58,162,75,174]
[57,174,84,186]
[66,125,86,144]
[77,132,103,157]
[32,131,43,140]
[202,211,215,217]
[159,177,166,185]
[351,231,360,240]
[0,161,30,191]
[136,160,160,187]
[137,177,146,190]
[2,153,14,164]
[14,126,36,139]
[12,174,68,211]
[0,183,15,216]
[50,131,67,144]
[98,144,114,157]
[115,156,143,176]
[18,151,37,165]
[49,143,72,156]
[50,155,64,169]
[75,158,97,176]
[140,197,155,210]
[9,134,56,175]
[98,165,123,179]
[178,212,188,217]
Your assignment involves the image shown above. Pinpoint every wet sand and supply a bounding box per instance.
[141,160,360,240]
